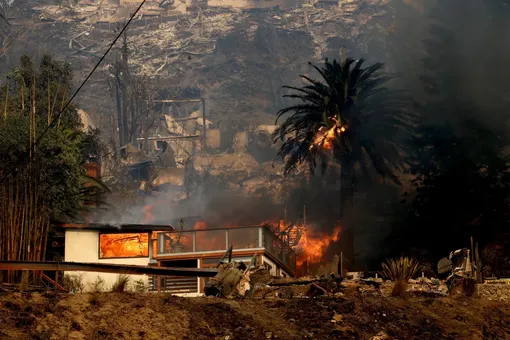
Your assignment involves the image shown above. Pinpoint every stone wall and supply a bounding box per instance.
[476,284,510,302]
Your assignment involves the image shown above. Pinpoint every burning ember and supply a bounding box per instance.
[310,117,347,151]
[295,225,342,268]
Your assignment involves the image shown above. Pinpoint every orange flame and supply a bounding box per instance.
[256,219,289,233]
[156,217,340,271]
[99,233,149,258]
[295,225,341,267]
[193,220,208,230]
[310,117,347,151]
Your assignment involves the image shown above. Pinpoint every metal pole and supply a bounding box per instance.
[470,236,475,276]
[157,261,161,293]
[284,206,287,225]
[340,252,343,278]
[201,98,206,150]
[475,242,481,283]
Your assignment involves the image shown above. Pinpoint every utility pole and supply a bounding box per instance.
[201,97,206,150]
[121,29,130,145]
[115,60,124,149]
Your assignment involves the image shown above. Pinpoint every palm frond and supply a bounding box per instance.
[275,57,416,183]
[381,257,421,282]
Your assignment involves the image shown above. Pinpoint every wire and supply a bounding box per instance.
[0,0,146,184]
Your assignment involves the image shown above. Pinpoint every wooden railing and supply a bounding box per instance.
[41,273,66,292]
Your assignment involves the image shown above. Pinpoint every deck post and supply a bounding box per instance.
[157,261,161,293]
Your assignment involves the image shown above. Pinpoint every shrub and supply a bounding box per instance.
[63,274,85,293]
[88,294,101,306]
[381,257,420,297]
[133,279,148,292]
[111,275,130,293]
[89,276,106,293]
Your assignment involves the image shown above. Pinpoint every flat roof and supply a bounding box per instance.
[58,223,175,233]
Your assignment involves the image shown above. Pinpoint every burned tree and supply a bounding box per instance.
[273,58,414,214]
[0,5,9,50]
[107,28,153,150]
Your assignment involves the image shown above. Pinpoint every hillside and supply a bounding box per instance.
[1,0,415,131]
[1,288,509,340]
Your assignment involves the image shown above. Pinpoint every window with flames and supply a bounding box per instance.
[99,233,149,259]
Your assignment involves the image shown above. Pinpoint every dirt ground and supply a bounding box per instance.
[0,287,509,340]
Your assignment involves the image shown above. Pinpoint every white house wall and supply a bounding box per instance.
[64,230,150,292]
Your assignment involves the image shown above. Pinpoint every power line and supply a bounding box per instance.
[0,0,146,184]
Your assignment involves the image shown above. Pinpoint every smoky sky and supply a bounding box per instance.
[389,0,510,128]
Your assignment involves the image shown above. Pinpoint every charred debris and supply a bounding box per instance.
[201,244,506,300]
[4,0,394,140]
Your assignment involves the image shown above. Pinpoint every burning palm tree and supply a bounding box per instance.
[273,58,415,208]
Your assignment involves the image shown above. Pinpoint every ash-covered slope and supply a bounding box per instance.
[3,0,402,132]
[0,289,509,339]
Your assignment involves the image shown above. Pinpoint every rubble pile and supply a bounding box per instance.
[206,262,345,299]
[251,274,345,299]
[205,260,510,302]
[9,0,398,127]
[126,9,247,77]
[192,152,295,201]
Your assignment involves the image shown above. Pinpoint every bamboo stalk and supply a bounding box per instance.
[50,83,61,121]
[58,90,67,128]
[0,72,77,285]
[47,78,50,125]
[21,80,25,113]
[3,78,8,119]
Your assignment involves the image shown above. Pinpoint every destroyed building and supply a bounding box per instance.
[58,221,295,295]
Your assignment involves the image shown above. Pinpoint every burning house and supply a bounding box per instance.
[60,223,174,292]
[59,221,296,295]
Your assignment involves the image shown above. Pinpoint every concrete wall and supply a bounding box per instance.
[64,230,150,292]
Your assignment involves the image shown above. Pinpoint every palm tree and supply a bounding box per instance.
[273,58,415,207]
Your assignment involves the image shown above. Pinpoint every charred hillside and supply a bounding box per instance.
[0,0,405,130]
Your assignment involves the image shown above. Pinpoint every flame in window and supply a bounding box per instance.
[99,233,149,258]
